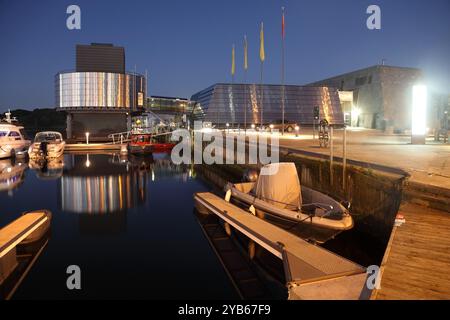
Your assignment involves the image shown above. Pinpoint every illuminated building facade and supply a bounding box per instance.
[307,65,423,132]
[190,83,344,128]
[56,43,146,141]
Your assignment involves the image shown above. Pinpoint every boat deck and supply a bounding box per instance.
[0,212,49,257]
[194,192,369,299]
[1,211,50,288]
[372,203,450,299]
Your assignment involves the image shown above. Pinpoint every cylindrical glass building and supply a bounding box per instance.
[55,71,146,109]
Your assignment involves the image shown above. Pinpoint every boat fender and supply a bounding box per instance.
[224,190,231,202]
[249,205,256,216]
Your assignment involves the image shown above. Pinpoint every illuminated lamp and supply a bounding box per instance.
[411,85,427,144]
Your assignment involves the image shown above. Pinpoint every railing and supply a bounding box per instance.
[108,131,132,144]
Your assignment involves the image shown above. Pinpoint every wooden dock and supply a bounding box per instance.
[194,192,370,300]
[372,203,450,299]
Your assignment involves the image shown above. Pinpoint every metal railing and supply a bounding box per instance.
[108,131,132,144]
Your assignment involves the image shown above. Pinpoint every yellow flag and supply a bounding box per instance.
[259,22,265,62]
[244,35,248,70]
[231,44,235,76]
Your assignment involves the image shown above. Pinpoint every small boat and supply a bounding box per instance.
[0,210,52,300]
[128,133,176,156]
[128,133,153,156]
[28,131,65,160]
[225,163,353,242]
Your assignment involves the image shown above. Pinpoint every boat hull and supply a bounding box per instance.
[128,144,153,156]
[228,183,354,231]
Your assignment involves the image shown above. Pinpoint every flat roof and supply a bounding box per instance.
[307,64,422,85]
[148,95,190,101]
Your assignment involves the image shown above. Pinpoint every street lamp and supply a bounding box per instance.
[411,84,427,144]
[85,132,90,145]
[295,125,300,137]
[251,124,255,129]
[269,124,274,134]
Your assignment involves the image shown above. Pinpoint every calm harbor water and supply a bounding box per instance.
[1,152,385,299]
[0,153,240,299]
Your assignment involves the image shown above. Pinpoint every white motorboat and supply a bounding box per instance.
[28,131,66,160]
[0,111,31,159]
[225,163,354,240]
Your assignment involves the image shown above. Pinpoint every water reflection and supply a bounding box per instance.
[0,158,27,194]
[59,152,192,215]
[29,156,64,180]
[0,152,238,299]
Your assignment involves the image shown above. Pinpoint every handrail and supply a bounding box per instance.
[108,131,132,144]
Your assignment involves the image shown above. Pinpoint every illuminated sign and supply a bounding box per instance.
[138,92,144,107]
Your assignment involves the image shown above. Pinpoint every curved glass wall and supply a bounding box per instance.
[55,71,146,109]
[191,83,344,126]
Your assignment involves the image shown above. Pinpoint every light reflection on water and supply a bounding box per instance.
[0,153,239,299]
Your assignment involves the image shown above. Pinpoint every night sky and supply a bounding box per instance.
[0,0,449,111]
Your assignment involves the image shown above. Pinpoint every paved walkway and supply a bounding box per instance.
[250,128,450,190]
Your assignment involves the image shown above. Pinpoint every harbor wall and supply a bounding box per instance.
[193,137,407,244]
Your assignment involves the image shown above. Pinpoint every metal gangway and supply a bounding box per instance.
[108,131,132,145]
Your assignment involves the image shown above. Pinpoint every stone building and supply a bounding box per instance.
[307,65,423,132]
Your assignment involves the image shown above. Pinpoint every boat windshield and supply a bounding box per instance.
[0,131,8,137]
[35,132,61,143]
[133,135,151,143]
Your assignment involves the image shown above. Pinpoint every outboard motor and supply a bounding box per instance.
[242,168,259,182]
[40,141,49,157]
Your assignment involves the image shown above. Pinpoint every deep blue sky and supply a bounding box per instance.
[0,0,449,111]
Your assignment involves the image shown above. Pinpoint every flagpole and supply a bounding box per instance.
[260,60,263,130]
[259,22,265,131]
[244,35,248,134]
[231,44,235,130]
[145,69,148,99]
[281,6,286,135]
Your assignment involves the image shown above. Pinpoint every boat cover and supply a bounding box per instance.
[254,163,302,210]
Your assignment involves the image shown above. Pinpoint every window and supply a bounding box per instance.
[0,131,8,137]
[8,131,21,140]
[355,77,367,86]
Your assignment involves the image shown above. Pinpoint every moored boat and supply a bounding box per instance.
[128,132,176,155]
[0,210,52,299]
[128,133,154,156]
[28,131,65,160]
[0,111,31,159]
[224,163,353,243]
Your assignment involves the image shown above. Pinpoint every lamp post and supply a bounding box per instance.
[85,132,90,145]
[411,85,427,144]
